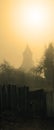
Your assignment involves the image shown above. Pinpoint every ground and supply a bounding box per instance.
[0,117,54,130]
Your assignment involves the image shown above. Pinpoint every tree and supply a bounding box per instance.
[0,61,26,86]
[34,43,54,88]
[0,61,15,85]
[43,44,54,85]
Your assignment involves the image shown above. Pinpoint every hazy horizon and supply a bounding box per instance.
[0,0,54,68]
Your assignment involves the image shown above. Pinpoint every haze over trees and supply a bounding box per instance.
[43,43,54,88]
[0,43,54,90]
[33,43,54,89]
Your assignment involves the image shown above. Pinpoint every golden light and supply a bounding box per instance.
[0,0,54,68]
[21,5,48,29]
[10,3,50,36]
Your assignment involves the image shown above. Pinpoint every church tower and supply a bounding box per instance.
[21,45,33,72]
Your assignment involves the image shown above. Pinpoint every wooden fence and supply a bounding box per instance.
[0,85,54,117]
[0,85,29,113]
[46,91,54,117]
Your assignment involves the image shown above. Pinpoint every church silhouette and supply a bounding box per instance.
[20,45,34,72]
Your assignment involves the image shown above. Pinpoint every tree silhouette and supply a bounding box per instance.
[34,43,54,89]
[43,43,54,87]
[0,61,26,86]
[0,61,15,85]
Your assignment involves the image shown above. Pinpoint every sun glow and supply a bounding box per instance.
[10,3,49,34]
[21,5,48,29]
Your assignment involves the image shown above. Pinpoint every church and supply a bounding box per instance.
[20,45,34,72]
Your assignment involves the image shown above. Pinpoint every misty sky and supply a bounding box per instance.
[0,0,54,68]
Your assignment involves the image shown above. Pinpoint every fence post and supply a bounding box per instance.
[1,85,7,112]
[11,85,17,111]
[7,84,11,111]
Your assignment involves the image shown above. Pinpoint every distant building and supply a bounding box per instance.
[20,45,34,72]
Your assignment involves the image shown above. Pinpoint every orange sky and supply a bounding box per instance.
[0,0,54,68]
